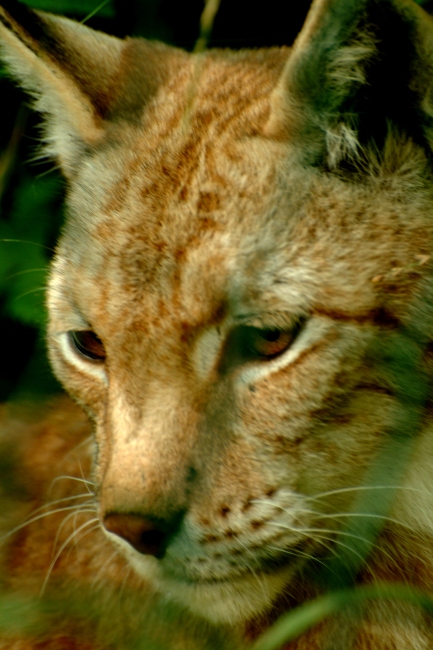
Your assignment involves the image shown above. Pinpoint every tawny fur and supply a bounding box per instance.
[2,0,433,648]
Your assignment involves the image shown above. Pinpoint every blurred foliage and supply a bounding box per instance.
[252,584,433,650]
[20,0,115,16]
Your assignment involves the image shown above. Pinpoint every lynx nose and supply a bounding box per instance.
[103,512,171,558]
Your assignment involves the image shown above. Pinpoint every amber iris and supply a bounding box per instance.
[245,327,297,358]
[70,330,106,361]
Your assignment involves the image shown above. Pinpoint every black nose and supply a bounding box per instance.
[103,512,176,558]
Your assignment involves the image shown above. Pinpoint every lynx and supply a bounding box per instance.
[1,0,433,647]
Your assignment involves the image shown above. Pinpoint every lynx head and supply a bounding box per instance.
[1,0,433,626]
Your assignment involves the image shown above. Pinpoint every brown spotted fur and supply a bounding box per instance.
[2,0,433,647]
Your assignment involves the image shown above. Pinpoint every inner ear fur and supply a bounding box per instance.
[266,0,433,169]
[0,0,180,176]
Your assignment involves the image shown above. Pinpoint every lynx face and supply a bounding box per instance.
[48,127,424,624]
[2,0,433,632]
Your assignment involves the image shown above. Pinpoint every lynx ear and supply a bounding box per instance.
[266,0,433,168]
[0,0,176,176]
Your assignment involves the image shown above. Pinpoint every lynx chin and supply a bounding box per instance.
[1,0,433,648]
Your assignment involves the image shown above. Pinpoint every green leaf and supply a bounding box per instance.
[0,223,17,288]
[0,174,63,326]
[20,0,114,18]
[5,262,49,326]
[0,595,40,634]
[10,175,62,244]
[251,584,433,650]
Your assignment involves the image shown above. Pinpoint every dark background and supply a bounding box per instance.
[1,0,429,402]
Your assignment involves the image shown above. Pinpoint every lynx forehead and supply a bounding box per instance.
[2,0,433,648]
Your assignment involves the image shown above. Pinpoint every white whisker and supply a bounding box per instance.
[118,566,133,605]
[304,484,433,504]
[40,518,100,596]
[52,506,97,553]
[20,493,93,520]
[49,475,95,491]
[267,543,326,566]
[251,499,317,519]
[236,539,270,603]
[316,511,409,529]
[268,521,404,577]
[0,502,95,544]
[76,459,94,495]
[0,238,54,253]
[64,518,102,562]
[64,435,94,460]
[13,286,47,302]
[90,550,120,590]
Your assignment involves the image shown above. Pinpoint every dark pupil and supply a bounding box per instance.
[72,331,105,360]
[260,329,280,342]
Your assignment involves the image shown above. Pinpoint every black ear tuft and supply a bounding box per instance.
[0,0,63,50]
[267,0,433,170]
[346,2,429,157]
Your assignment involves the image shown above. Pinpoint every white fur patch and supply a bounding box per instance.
[58,331,107,383]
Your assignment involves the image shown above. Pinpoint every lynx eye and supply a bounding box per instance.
[221,318,305,372]
[69,330,106,362]
[244,327,297,358]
